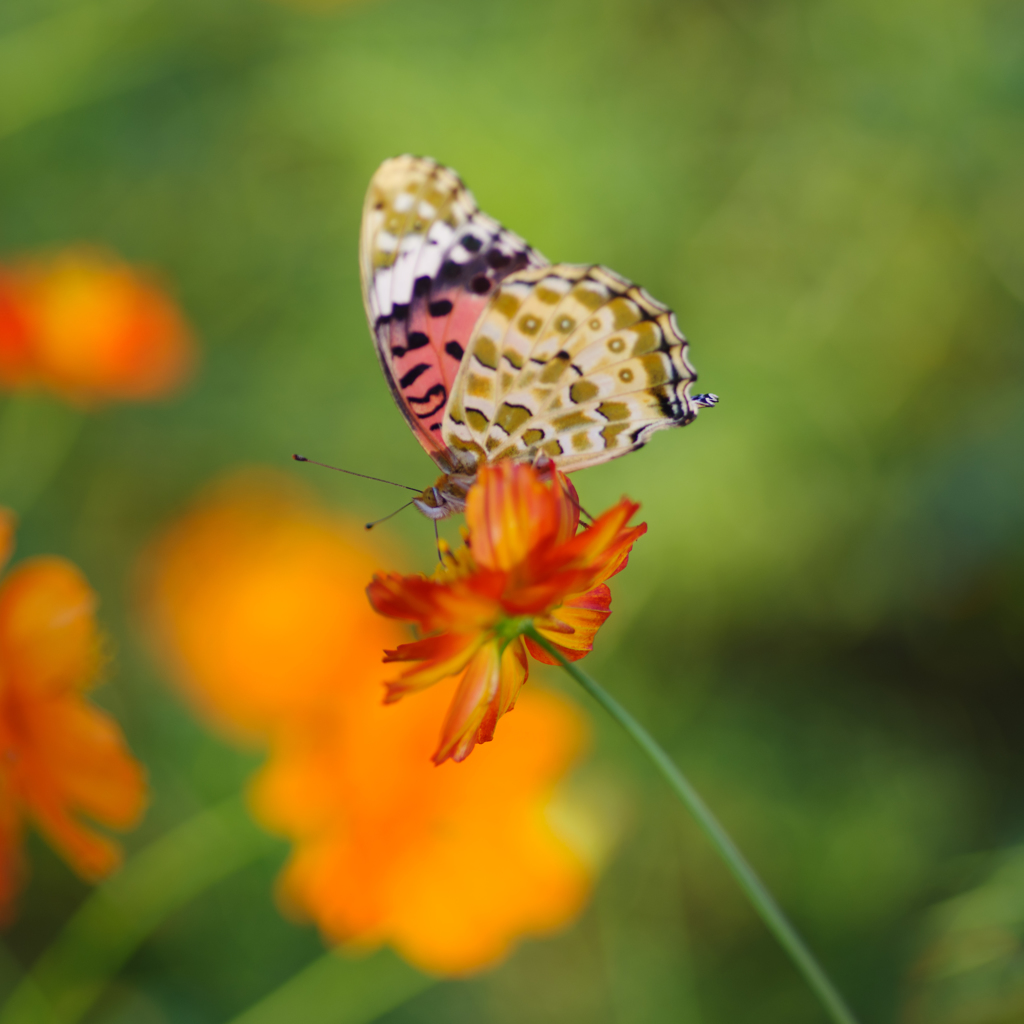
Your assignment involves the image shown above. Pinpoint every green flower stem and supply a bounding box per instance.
[0,797,275,1024]
[0,394,84,518]
[224,949,435,1024]
[524,627,861,1024]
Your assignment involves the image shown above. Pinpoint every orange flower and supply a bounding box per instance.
[141,471,598,974]
[253,680,590,975]
[0,247,194,403]
[368,460,646,764]
[0,508,146,921]
[140,471,396,740]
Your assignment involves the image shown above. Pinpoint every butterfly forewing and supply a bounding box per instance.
[360,156,547,463]
[441,264,699,470]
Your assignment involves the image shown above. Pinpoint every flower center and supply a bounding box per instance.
[493,614,534,643]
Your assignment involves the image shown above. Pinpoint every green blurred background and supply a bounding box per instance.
[1,0,1023,1021]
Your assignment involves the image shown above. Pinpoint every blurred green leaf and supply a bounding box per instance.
[0,798,274,1024]
[905,845,1024,1024]
[0,395,82,518]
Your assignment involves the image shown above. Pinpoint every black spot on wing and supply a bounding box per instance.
[399,363,431,388]
[429,299,454,317]
[391,331,430,358]
[445,341,465,360]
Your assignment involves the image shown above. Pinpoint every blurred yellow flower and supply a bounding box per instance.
[0,508,146,922]
[141,471,596,974]
[369,460,646,763]
[0,248,194,404]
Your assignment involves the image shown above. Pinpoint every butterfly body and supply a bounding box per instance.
[360,156,716,519]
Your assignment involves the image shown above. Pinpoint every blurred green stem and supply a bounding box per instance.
[524,627,861,1024]
[224,949,435,1024]
[0,797,275,1024]
[0,394,84,518]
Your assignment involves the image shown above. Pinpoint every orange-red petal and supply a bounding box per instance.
[0,557,102,698]
[8,249,195,404]
[527,585,613,665]
[0,772,23,924]
[382,631,487,702]
[434,638,529,764]
[467,461,579,572]
[0,509,14,575]
[0,552,146,894]
[368,570,504,635]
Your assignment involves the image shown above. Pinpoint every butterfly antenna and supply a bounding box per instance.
[365,500,415,530]
[560,480,594,525]
[293,455,421,493]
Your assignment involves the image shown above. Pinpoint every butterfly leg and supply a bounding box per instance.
[434,520,442,566]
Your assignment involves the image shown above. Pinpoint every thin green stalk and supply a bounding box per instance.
[524,627,860,1024]
[0,797,275,1024]
[224,949,435,1024]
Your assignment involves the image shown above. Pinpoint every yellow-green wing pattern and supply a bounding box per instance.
[441,264,704,471]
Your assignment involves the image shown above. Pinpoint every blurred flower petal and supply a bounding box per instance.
[140,470,400,741]
[0,247,195,404]
[0,521,146,920]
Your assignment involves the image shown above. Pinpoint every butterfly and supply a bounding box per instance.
[360,155,717,520]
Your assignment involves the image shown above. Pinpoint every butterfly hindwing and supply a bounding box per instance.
[441,264,699,470]
[360,156,547,461]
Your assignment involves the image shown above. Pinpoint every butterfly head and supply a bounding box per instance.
[412,471,476,521]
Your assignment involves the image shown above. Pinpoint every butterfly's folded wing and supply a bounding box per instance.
[360,156,547,463]
[441,264,701,469]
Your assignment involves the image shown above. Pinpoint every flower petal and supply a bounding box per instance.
[382,632,486,702]
[0,557,102,697]
[0,553,146,893]
[0,774,23,925]
[434,638,529,765]
[526,585,613,664]
[0,508,14,576]
[7,248,195,404]
[368,570,504,635]
[17,695,146,879]
[467,461,578,572]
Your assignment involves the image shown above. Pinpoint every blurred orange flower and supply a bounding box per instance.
[368,460,646,764]
[141,471,597,974]
[0,508,146,922]
[0,247,194,403]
